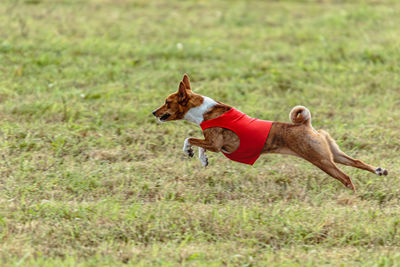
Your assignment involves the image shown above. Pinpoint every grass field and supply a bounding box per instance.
[0,0,400,265]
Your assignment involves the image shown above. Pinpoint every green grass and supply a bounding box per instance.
[0,0,400,265]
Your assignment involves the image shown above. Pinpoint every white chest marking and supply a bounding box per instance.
[184,96,217,125]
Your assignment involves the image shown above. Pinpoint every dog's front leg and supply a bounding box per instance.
[183,138,194,157]
[183,129,224,166]
[198,147,208,167]
[183,139,210,166]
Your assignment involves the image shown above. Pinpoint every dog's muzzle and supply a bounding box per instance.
[159,113,171,121]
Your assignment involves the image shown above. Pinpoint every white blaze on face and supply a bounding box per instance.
[184,96,217,125]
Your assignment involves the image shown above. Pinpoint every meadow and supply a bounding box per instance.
[0,0,400,265]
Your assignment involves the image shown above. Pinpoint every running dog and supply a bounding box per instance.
[152,74,388,191]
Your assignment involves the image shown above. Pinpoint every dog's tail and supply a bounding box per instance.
[289,105,311,126]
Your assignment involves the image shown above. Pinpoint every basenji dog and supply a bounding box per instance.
[152,74,388,191]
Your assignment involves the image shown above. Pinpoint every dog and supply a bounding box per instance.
[152,74,388,191]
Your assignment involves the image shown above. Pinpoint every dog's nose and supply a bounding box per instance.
[152,111,156,116]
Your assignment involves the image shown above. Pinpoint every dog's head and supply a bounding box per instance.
[152,74,201,122]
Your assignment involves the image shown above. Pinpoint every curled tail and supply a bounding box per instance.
[289,105,311,126]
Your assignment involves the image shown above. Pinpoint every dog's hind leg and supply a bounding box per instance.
[309,158,356,191]
[318,130,388,176]
[285,130,356,191]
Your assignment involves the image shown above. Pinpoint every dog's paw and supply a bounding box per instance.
[200,156,208,167]
[375,167,388,176]
[199,148,208,167]
[183,138,194,158]
[185,148,194,158]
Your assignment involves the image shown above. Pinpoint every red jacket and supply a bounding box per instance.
[200,108,272,165]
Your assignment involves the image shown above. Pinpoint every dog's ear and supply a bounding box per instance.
[182,74,191,91]
[178,81,189,104]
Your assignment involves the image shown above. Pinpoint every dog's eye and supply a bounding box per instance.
[165,101,170,106]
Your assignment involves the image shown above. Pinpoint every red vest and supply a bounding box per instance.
[200,108,272,165]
